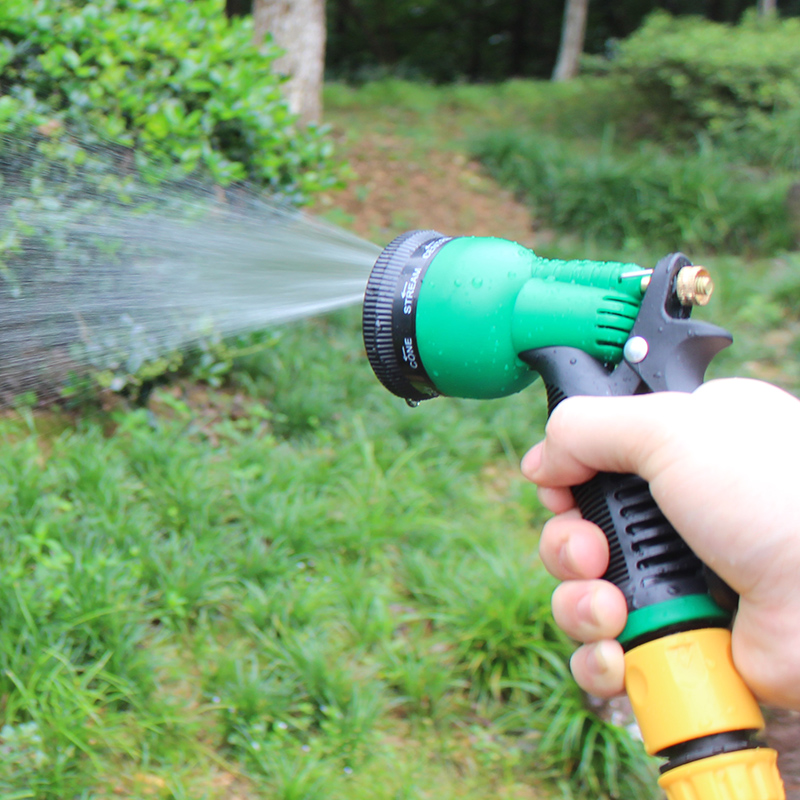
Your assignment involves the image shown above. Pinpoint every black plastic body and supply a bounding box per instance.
[519,253,734,634]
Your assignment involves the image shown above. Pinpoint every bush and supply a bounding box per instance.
[609,12,800,139]
[0,0,343,404]
[473,130,792,254]
[602,13,800,171]
[713,105,800,171]
[0,0,339,195]
[469,16,800,253]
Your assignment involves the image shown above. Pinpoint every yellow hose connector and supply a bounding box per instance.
[625,628,763,752]
[623,628,784,800]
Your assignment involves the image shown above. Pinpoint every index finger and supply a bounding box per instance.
[521,392,691,489]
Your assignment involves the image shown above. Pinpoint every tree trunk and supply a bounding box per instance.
[758,0,777,16]
[552,0,589,82]
[252,0,326,125]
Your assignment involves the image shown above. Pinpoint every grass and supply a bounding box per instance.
[0,304,664,799]
[327,77,798,255]
[473,129,793,254]
[1,75,798,800]
[322,77,639,147]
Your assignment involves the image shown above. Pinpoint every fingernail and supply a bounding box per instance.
[521,442,543,478]
[576,592,597,626]
[589,641,610,673]
[557,537,576,576]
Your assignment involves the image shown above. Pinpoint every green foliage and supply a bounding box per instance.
[712,105,800,171]
[502,664,660,800]
[402,548,567,700]
[608,11,800,172]
[1,66,795,800]
[0,304,668,798]
[611,12,800,134]
[0,0,338,195]
[324,76,644,146]
[455,17,800,253]
[474,129,792,253]
[0,246,791,796]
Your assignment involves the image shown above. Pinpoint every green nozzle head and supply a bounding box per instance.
[363,230,647,402]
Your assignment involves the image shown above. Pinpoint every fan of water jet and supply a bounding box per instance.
[0,136,380,403]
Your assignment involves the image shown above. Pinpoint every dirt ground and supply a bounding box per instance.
[314,131,540,247]
[318,126,800,798]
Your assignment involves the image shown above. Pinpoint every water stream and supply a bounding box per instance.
[0,135,381,401]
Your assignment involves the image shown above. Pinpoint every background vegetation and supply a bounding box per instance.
[0,1,798,798]
[474,12,800,254]
[0,0,339,192]
[325,0,800,82]
[0,311,663,799]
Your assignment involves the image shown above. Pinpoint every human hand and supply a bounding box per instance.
[521,378,800,710]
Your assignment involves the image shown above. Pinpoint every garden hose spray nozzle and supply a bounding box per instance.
[362,230,785,800]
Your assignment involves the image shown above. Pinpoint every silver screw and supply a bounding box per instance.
[624,336,649,364]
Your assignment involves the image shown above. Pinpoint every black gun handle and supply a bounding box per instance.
[542,381,734,643]
[520,345,738,637]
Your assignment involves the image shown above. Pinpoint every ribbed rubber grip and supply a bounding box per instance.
[572,471,710,619]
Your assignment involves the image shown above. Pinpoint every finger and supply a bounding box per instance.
[536,485,576,514]
[523,443,579,512]
[551,580,627,642]
[570,640,626,698]
[539,513,609,581]
[520,442,544,479]
[524,393,690,488]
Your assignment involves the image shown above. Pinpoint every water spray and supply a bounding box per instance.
[0,135,379,401]
[362,230,786,800]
